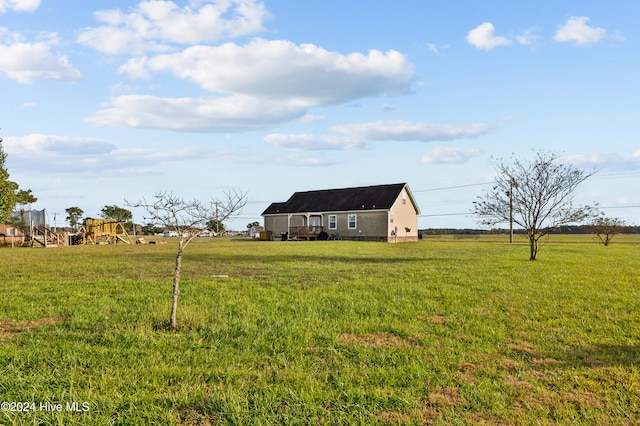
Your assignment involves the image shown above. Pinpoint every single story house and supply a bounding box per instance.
[0,223,25,245]
[262,183,420,242]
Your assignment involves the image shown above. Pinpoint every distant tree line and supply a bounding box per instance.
[421,225,639,236]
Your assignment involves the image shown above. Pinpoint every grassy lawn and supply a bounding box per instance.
[1,237,639,425]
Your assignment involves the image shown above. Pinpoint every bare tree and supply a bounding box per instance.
[474,151,595,260]
[590,215,627,246]
[127,190,247,329]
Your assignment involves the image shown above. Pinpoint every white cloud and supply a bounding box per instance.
[264,134,367,151]
[0,31,82,84]
[77,0,269,55]
[421,146,481,164]
[93,41,415,132]
[515,27,540,47]
[467,23,540,51]
[3,134,208,173]
[122,39,414,105]
[331,120,491,142]
[466,22,512,51]
[85,94,308,132]
[264,121,491,152]
[563,151,640,170]
[271,155,342,167]
[0,0,40,13]
[553,16,608,45]
[4,134,116,156]
[427,43,440,54]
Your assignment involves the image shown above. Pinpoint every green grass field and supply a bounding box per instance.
[1,237,639,425]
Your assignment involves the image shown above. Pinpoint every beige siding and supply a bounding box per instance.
[324,211,388,240]
[264,215,289,238]
[389,187,419,242]
[263,184,420,242]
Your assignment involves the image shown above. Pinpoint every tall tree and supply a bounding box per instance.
[206,218,225,233]
[474,151,596,260]
[100,205,132,223]
[14,189,37,222]
[127,190,247,329]
[0,137,17,223]
[66,207,84,231]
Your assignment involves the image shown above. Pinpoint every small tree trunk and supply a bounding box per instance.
[528,233,538,261]
[170,242,184,329]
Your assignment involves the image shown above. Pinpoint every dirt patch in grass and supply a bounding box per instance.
[377,409,414,424]
[177,408,220,426]
[464,411,516,426]
[338,332,410,348]
[0,316,65,343]
[504,374,535,391]
[417,315,449,324]
[507,341,543,359]
[378,408,438,425]
[530,357,564,368]
[500,358,522,372]
[426,386,465,408]
[513,388,605,416]
[459,362,479,385]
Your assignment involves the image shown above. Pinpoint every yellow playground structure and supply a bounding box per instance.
[75,218,133,245]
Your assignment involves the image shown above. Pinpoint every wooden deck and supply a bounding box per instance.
[288,226,324,240]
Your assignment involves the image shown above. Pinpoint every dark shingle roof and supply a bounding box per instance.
[262,183,411,215]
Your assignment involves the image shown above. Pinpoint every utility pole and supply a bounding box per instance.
[508,180,514,243]
[52,212,60,233]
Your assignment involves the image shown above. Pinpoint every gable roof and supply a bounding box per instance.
[262,183,419,215]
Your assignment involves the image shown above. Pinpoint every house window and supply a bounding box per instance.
[348,214,357,229]
[402,193,407,205]
[328,215,337,230]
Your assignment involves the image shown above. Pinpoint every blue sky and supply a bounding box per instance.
[1,0,639,230]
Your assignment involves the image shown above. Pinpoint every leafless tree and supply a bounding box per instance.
[474,151,596,260]
[127,190,247,329]
[590,214,627,246]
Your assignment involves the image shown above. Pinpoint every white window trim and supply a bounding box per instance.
[348,214,357,229]
[328,215,337,230]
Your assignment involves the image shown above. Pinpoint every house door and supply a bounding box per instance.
[309,216,321,227]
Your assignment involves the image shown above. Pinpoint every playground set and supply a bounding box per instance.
[3,210,134,246]
[73,218,133,245]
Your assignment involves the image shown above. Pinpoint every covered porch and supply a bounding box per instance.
[284,213,325,240]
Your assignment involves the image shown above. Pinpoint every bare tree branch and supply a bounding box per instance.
[126,190,247,329]
[474,151,596,260]
[590,213,627,246]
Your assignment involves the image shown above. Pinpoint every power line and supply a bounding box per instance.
[418,205,640,220]
[413,182,493,193]
[419,212,471,217]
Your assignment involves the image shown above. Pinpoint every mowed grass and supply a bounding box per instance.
[1,237,639,425]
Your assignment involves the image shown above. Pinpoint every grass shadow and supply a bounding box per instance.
[567,343,640,368]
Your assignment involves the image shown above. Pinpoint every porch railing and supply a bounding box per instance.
[288,226,323,239]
